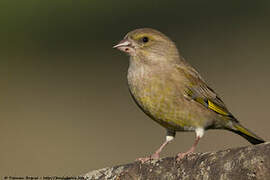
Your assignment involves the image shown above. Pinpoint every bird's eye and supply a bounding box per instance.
[142,37,149,43]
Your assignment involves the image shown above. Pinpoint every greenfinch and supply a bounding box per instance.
[113,28,265,162]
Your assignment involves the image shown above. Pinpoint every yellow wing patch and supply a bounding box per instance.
[234,124,255,138]
[208,100,229,116]
[185,88,231,117]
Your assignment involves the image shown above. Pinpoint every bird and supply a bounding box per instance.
[113,28,265,162]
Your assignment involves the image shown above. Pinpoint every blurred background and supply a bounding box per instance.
[1,0,270,176]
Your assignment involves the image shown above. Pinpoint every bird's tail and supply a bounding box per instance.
[229,123,265,145]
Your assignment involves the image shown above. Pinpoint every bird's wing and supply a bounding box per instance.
[176,62,236,120]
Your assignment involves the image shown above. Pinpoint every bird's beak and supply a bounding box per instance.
[113,39,131,48]
[113,39,134,55]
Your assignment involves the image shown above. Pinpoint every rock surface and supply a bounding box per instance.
[84,142,270,180]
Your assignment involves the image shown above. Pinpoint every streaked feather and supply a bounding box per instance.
[176,61,237,121]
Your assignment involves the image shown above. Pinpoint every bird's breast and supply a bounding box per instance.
[127,65,187,129]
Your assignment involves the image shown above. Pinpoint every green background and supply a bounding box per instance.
[1,0,270,176]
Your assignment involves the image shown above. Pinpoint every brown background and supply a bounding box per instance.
[1,0,270,176]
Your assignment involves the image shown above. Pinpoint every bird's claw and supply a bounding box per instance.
[136,157,151,163]
[176,152,190,161]
[136,153,160,163]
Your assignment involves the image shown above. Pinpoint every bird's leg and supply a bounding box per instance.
[176,128,204,161]
[176,136,200,161]
[137,130,175,163]
[137,136,174,163]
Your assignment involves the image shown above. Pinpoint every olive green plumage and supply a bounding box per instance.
[114,28,264,161]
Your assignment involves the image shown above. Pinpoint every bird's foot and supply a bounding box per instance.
[176,148,195,161]
[176,152,190,161]
[136,153,160,163]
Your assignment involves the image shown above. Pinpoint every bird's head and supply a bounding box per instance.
[113,28,180,65]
